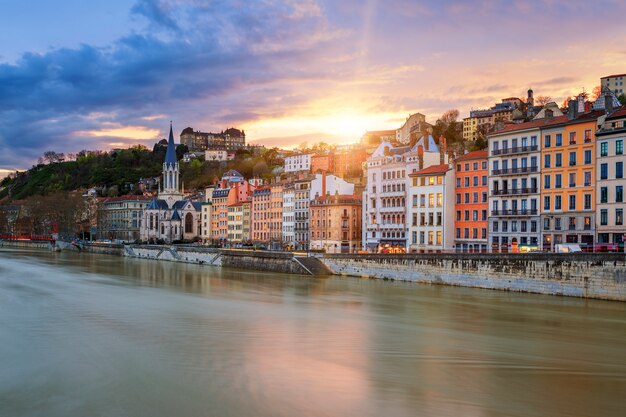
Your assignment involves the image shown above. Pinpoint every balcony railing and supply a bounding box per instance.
[491,145,538,156]
[491,166,538,176]
[491,187,538,196]
[491,209,538,216]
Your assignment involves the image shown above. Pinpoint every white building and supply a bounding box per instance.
[309,173,354,199]
[284,153,312,173]
[294,176,312,250]
[488,121,543,251]
[205,149,232,162]
[282,184,295,249]
[362,135,447,252]
[200,186,214,243]
[596,105,626,249]
[407,165,455,252]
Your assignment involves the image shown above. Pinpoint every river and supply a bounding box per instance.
[1,248,625,417]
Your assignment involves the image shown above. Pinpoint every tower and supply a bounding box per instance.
[160,122,183,208]
[527,88,535,119]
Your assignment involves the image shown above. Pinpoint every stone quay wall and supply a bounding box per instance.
[125,245,311,275]
[0,239,51,250]
[320,253,626,301]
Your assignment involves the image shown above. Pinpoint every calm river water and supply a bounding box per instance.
[1,248,625,417]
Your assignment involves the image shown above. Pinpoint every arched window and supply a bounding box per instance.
[185,212,193,233]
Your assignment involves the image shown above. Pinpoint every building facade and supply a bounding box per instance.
[596,106,626,249]
[488,121,544,252]
[601,74,626,97]
[407,165,455,252]
[540,103,600,250]
[97,195,151,242]
[282,184,295,250]
[309,194,362,253]
[363,136,446,252]
[453,151,489,252]
[180,127,245,152]
[284,153,312,173]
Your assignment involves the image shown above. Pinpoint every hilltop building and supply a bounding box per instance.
[180,127,245,152]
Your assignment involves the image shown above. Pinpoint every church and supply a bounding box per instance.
[140,123,202,243]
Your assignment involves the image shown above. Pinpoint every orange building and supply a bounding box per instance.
[251,182,284,249]
[540,102,601,250]
[309,194,362,253]
[310,153,333,174]
[333,148,368,179]
[211,175,255,244]
[454,150,489,252]
[251,186,270,246]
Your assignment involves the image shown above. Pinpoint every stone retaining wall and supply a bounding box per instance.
[321,253,626,301]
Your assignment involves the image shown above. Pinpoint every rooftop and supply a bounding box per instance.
[408,164,450,176]
[455,150,488,162]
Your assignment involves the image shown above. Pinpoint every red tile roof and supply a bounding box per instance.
[408,164,450,176]
[454,150,488,162]
[100,195,152,203]
[490,115,569,135]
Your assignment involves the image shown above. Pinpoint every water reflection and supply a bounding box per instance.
[1,248,625,417]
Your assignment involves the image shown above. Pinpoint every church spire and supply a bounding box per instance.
[165,121,177,167]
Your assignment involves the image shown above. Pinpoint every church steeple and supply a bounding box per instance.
[165,121,177,168]
[160,121,182,207]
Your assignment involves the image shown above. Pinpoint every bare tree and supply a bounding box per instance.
[535,95,553,106]
[591,85,602,101]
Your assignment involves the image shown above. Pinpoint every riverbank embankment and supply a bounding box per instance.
[2,239,625,301]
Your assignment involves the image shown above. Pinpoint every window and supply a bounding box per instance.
[473,162,478,170]
[544,154,551,168]
[544,175,551,189]
[601,187,608,203]
[617,186,624,203]
[569,172,576,188]
[569,132,576,145]
[555,218,562,230]
[569,151,576,166]
[617,140,624,155]
[584,129,592,143]
[555,153,562,167]
[600,142,608,157]
[617,209,624,225]
[569,195,576,210]
[569,217,576,231]
[555,195,562,210]
[456,178,461,187]
[482,175,487,186]
[544,196,551,210]
[556,133,562,146]
[544,218,550,230]
[617,162,623,179]
[555,174,562,188]
[473,176,478,186]
[600,209,608,225]
[464,177,470,187]
[584,194,592,210]
[584,150,592,165]
[493,221,499,232]
[584,171,592,187]
[601,163,608,180]
[482,161,487,169]
[544,134,551,148]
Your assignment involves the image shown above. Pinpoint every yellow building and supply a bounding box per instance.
[540,102,602,250]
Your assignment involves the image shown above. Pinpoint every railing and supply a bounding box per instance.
[491,145,538,156]
[491,187,538,196]
[491,209,538,216]
[491,166,538,176]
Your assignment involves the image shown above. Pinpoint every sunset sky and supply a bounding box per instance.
[1,0,626,173]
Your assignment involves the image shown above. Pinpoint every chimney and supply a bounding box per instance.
[321,174,327,197]
[567,99,577,120]
[439,136,447,165]
[605,92,614,115]
[417,145,424,170]
[423,135,429,152]
[577,94,585,114]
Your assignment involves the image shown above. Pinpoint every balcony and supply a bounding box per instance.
[491,187,538,196]
[491,145,538,156]
[379,223,406,230]
[491,166,538,176]
[491,209,538,216]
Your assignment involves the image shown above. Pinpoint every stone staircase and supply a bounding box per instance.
[294,256,333,276]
